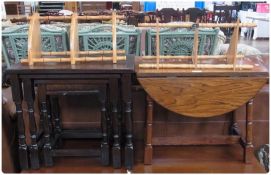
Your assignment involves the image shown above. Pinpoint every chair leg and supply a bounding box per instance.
[244,99,253,163]
[144,95,153,165]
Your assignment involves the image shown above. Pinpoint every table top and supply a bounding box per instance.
[6,55,135,75]
[136,55,269,78]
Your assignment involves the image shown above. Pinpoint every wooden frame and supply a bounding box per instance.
[138,20,256,70]
[144,96,255,165]
[21,12,126,65]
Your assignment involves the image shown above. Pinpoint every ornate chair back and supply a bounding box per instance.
[78,23,141,56]
[146,27,219,56]
[2,25,68,66]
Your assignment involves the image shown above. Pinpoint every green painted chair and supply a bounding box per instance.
[2,24,68,67]
[78,23,141,56]
[146,27,219,56]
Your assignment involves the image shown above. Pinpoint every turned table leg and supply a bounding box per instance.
[110,78,121,168]
[244,99,254,163]
[10,75,29,169]
[122,74,134,169]
[99,85,109,166]
[23,79,40,169]
[229,111,239,135]
[50,96,62,136]
[39,84,53,166]
[144,95,153,165]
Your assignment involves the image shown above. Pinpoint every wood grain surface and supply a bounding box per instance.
[27,13,41,66]
[138,77,267,117]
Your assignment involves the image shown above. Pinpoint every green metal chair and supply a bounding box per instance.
[146,27,219,56]
[78,23,141,56]
[2,24,68,67]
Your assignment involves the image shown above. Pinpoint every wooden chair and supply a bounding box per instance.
[212,5,239,36]
[156,8,182,23]
[2,25,68,66]
[145,11,157,23]
[185,8,207,22]
[16,4,32,16]
[78,23,141,56]
[145,27,219,56]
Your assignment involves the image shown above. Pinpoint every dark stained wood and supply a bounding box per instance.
[22,78,40,169]
[144,95,153,165]
[99,85,110,166]
[6,59,134,75]
[52,149,100,157]
[122,73,134,169]
[152,135,241,145]
[138,77,267,117]
[110,78,121,168]
[60,129,102,139]
[9,74,29,170]
[6,55,135,169]
[50,96,62,138]
[39,84,53,167]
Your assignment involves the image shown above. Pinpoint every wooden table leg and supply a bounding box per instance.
[50,96,62,136]
[10,75,29,169]
[144,95,153,165]
[122,74,134,169]
[37,87,44,136]
[39,84,53,166]
[244,99,253,163]
[99,85,109,166]
[110,78,121,168]
[229,111,239,135]
[23,79,40,169]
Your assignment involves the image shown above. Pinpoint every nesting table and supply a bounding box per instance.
[6,56,135,170]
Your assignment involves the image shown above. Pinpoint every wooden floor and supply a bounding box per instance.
[22,142,266,173]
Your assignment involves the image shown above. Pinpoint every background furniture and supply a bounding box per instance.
[185,7,207,22]
[239,10,269,39]
[212,5,239,36]
[38,2,65,16]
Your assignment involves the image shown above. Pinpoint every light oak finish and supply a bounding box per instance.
[138,22,256,28]
[139,20,256,70]
[26,15,125,21]
[27,13,41,66]
[155,18,160,68]
[20,56,126,63]
[70,13,79,65]
[21,12,124,65]
[138,63,253,69]
[138,77,267,117]
[192,27,198,67]
[142,55,244,60]
[41,50,126,56]
[227,19,240,70]
[112,11,117,64]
